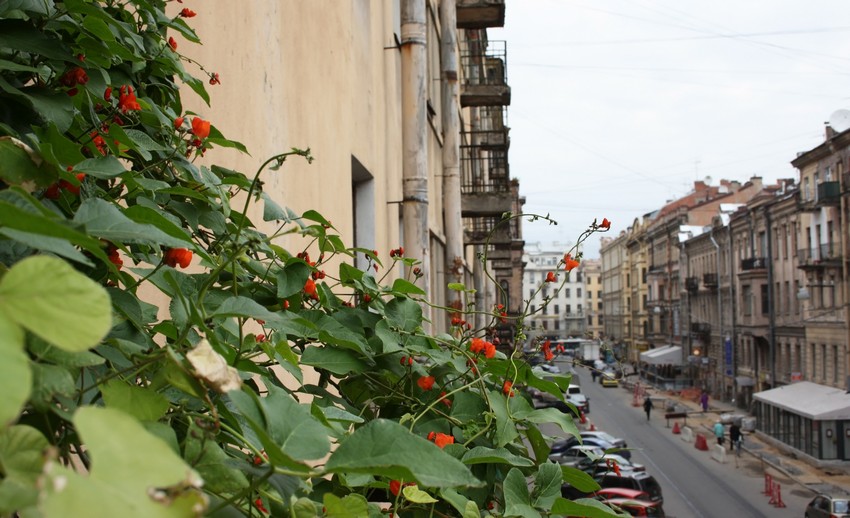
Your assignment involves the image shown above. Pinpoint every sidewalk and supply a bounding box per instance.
[639,381,850,498]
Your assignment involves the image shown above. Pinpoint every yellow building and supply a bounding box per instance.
[180,1,523,335]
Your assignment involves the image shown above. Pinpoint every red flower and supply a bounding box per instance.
[563,253,580,272]
[90,132,107,156]
[191,117,211,139]
[428,432,454,449]
[164,248,193,268]
[417,376,435,391]
[439,391,452,407]
[600,217,612,230]
[254,498,268,514]
[400,356,413,366]
[545,272,557,283]
[209,72,220,85]
[174,116,184,129]
[104,86,112,100]
[389,247,404,258]
[483,341,496,359]
[256,334,266,343]
[168,36,178,51]
[179,8,196,17]
[389,480,401,496]
[304,278,317,298]
[544,346,554,362]
[503,380,515,397]
[44,183,61,199]
[118,85,141,113]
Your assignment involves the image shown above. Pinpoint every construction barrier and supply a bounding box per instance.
[694,433,709,451]
[768,481,786,508]
[680,426,693,443]
[672,422,681,434]
[762,473,773,495]
[710,444,727,463]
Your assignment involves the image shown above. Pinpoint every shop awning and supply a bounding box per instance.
[639,346,683,365]
[754,381,850,420]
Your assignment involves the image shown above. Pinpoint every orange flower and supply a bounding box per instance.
[164,248,193,268]
[174,116,184,129]
[545,272,557,283]
[389,480,401,496]
[117,85,141,113]
[179,8,196,17]
[191,117,211,139]
[600,217,611,230]
[563,253,580,272]
[483,341,496,359]
[543,341,554,362]
[304,278,317,297]
[503,380,515,397]
[168,36,178,51]
[439,391,452,407]
[428,432,454,449]
[417,376,435,391]
[469,337,486,354]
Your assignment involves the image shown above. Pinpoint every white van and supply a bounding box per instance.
[565,384,589,414]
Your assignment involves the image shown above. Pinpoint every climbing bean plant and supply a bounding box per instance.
[0,1,620,517]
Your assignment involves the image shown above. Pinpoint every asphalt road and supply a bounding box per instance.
[542,361,814,517]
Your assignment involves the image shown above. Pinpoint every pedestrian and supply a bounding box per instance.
[730,422,743,453]
[713,420,725,446]
[643,395,653,421]
[699,390,709,412]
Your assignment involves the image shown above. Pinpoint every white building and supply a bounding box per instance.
[522,243,588,340]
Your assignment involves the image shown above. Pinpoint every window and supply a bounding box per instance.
[597,290,602,299]
[833,345,839,383]
[742,285,752,316]
[565,288,571,297]
[566,304,571,314]
[587,316,593,326]
[528,289,534,298]
[598,314,604,325]
[351,157,375,272]
[597,302,603,310]
[821,344,827,381]
[554,304,560,315]
[577,288,582,298]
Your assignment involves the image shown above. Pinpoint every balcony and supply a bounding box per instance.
[799,181,841,211]
[460,40,511,107]
[797,243,842,269]
[702,273,718,288]
[463,216,512,245]
[685,276,699,292]
[457,0,505,29]
[740,257,767,271]
[463,128,509,151]
[460,143,512,217]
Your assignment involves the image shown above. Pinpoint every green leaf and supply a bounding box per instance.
[531,462,563,509]
[0,227,93,266]
[490,391,519,447]
[384,297,422,333]
[461,446,534,467]
[391,278,426,296]
[325,419,481,488]
[276,262,311,298]
[301,346,367,376]
[211,296,281,323]
[524,407,580,438]
[184,429,249,494]
[292,497,319,518]
[73,156,127,179]
[42,406,205,518]
[0,136,56,187]
[551,498,624,518]
[561,464,600,492]
[261,192,290,222]
[74,198,189,246]
[0,425,49,514]
[30,363,75,410]
[123,128,169,152]
[101,380,170,422]
[0,256,111,352]
[402,485,438,504]
[0,315,30,427]
[447,283,467,291]
[260,385,330,461]
[503,468,540,518]
[323,493,369,518]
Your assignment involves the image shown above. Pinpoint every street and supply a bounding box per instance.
[542,362,815,517]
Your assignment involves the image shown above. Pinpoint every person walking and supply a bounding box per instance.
[713,420,725,446]
[730,421,743,455]
[699,390,709,412]
[643,395,654,421]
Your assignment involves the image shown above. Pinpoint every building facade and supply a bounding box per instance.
[583,258,604,339]
[522,243,588,341]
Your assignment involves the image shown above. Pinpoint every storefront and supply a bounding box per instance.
[638,346,690,390]
[754,382,850,461]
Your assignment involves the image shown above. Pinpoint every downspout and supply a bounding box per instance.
[728,222,738,405]
[439,0,464,318]
[766,208,776,388]
[710,230,722,396]
[680,239,690,375]
[401,0,431,305]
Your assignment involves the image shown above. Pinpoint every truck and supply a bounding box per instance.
[559,338,603,366]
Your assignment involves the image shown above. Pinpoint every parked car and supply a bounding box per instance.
[549,444,604,465]
[600,454,644,473]
[580,431,627,450]
[602,497,665,517]
[594,488,652,501]
[805,493,850,518]
[596,472,663,505]
[565,384,590,414]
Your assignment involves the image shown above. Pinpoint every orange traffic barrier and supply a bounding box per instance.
[763,473,773,495]
[694,433,709,451]
[672,422,681,434]
[768,482,786,508]
[580,411,587,424]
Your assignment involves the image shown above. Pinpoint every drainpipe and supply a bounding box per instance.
[710,230,722,396]
[401,0,431,306]
[728,222,738,405]
[766,208,776,389]
[440,0,464,316]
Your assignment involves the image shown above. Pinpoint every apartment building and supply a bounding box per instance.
[522,243,588,340]
[600,234,628,345]
[583,258,604,339]
[182,1,523,336]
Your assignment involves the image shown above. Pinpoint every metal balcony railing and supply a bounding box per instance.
[740,257,767,271]
[685,277,699,292]
[703,273,718,287]
[460,40,510,107]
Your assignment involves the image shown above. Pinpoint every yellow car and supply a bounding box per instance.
[601,371,619,387]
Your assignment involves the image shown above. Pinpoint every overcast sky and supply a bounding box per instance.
[490,1,850,258]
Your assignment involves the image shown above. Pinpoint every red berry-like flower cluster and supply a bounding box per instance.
[563,253,580,272]
[417,376,435,391]
[389,247,404,258]
[469,337,496,359]
[163,248,192,268]
[427,431,455,448]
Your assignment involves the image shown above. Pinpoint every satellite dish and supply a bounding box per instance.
[828,109,850,133]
